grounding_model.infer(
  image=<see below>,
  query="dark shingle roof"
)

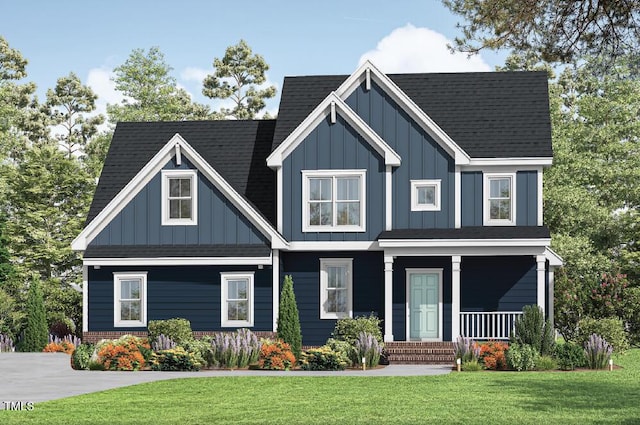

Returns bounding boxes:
[83,244,271,258]
[272,72,552,158]
[378,226,551,240]
[87,120,276,224]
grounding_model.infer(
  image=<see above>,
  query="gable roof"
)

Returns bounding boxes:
[272,70,553,158]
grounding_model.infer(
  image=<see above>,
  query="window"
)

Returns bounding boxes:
[411,180,441,211]
[483,173,516,225]
[302,170,366,232]
[161,170,197,225]
[221,272,254,327]
[320,259,353,319]
[113,272,147,327]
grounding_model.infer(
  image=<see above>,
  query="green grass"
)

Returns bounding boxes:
[3,350,640,424]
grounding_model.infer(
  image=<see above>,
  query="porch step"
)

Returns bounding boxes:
[385,342,455,365]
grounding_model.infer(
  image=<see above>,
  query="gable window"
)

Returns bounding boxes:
[483,173,516,225]
[302,170,366,232]
[113,272,147,327]
[411,180,441,211]
[221,272,254,327]
[161,170,197,225]
[320,258,353,319]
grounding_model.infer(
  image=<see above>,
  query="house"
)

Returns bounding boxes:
[73,61,563,346]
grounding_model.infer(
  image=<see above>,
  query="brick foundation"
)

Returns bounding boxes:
[83,330,277,343]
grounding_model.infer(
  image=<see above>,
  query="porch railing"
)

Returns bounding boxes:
[459,311,523,340]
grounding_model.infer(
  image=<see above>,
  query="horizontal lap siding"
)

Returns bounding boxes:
[91,158,269,247]
[281,251,384,346]
[282,115,386,241]
[345,81,455,229]
[460,256,536,312]
[88,265,272,332]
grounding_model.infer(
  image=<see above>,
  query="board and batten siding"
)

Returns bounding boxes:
[90,158,269,247]
[280,251,384,346]
[282,115,385,241]
[461,170,539,226]
[88,265,272,332]
[460,256,536,312]
[345,81,455,229]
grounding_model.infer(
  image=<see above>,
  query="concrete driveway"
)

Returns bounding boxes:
[0,353,451,408]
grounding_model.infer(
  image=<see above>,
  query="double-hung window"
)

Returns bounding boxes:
[161,170,197,225]
[221,272,254,327]
[320,259,353,319]
[113,272,147,327]
[410,179,441,211]
[484,173,516,225]
[302,170,366,232]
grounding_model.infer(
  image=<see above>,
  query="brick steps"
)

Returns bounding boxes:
[385,342,455,365]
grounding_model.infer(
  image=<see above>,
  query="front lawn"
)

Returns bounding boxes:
[3,350,640,424]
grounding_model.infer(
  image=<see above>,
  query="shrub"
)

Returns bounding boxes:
[332,314,383,345]
[326,338,354,365]
[511,305,555,356]
[584,334,613,370]
[479,341,509,370]
[0,333,15,352]
[210,329,261,369]
[506,343,538,371]
[354,332,383,368]
[183,337,215,368]
[454,336,480,363]
[300,346,349,371]
[147,318,193,345]
[152,347,202,371]
[71,343,94,370]
[461,359,483,371]
[575,316,629,353]
[18,280,48,352]
[88,361,105,371]
[48,319,75,339]
[258,339,296,370]
[554,342,586,370]
[96,335,151,371]
[43,341,75,355]
[151,334,177,352]
[277,275,302,360]
[536,355,558,371]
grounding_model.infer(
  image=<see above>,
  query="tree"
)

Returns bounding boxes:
[108,47,210,123]
[277,275,302,359]
[443,0,640,62]
[17,279,48,352]
[45,72,104,158]
[202,40,276,119]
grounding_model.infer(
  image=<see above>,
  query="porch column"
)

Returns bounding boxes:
[451,256,461,341]
[548,268,556,329]
[384,255,394,342]
[272,249,280,332]
[82,264,88,333]
[536,255,546,315]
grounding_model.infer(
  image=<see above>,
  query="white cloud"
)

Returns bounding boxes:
[180,67,210,84]
[359,24,491,73]
[86,67,127,119]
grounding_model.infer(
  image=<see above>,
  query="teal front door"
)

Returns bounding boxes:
[408,271,440,340]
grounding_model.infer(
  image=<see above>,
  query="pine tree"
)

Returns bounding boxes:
[18,279,48,352]
[277,275,302,359]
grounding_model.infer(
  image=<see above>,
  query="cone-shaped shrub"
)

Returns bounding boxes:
[277,275,302,360]
[511,304,555,356]
[18,279,48,352]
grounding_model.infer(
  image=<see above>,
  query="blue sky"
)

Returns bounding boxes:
[1,0,507,116]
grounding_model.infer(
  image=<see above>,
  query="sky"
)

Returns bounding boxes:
[1,0,507,118]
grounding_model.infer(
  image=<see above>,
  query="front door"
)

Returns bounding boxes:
[407,270,441,341]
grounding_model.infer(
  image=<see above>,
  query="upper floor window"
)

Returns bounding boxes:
[320,258,353,319]
[483,173,516,225]
[410,179,441,211]
[161,170,198,226]
[302,170,366,232]
[113,272,147,327]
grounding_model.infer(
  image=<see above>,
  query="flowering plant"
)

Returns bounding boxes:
[258,339,295,370]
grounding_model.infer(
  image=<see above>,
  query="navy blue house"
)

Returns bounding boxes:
[73,61,562,345]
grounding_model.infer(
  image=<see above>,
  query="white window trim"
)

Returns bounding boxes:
[161,169,198,226]
[483,172,516,226]
[319,258,353,320]
[113,272,147,328]
[410,179,441,211]
[301,169,366,233]
[220,272,254,327]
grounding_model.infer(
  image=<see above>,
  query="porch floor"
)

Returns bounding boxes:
[385,342,455,365]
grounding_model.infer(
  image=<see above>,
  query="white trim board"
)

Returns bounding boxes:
[285,241,381,251]
[83,256,273,267]
[378,238,550,249]
[73,133,288,251]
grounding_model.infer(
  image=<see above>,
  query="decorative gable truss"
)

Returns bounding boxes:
[72,133,288,252]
